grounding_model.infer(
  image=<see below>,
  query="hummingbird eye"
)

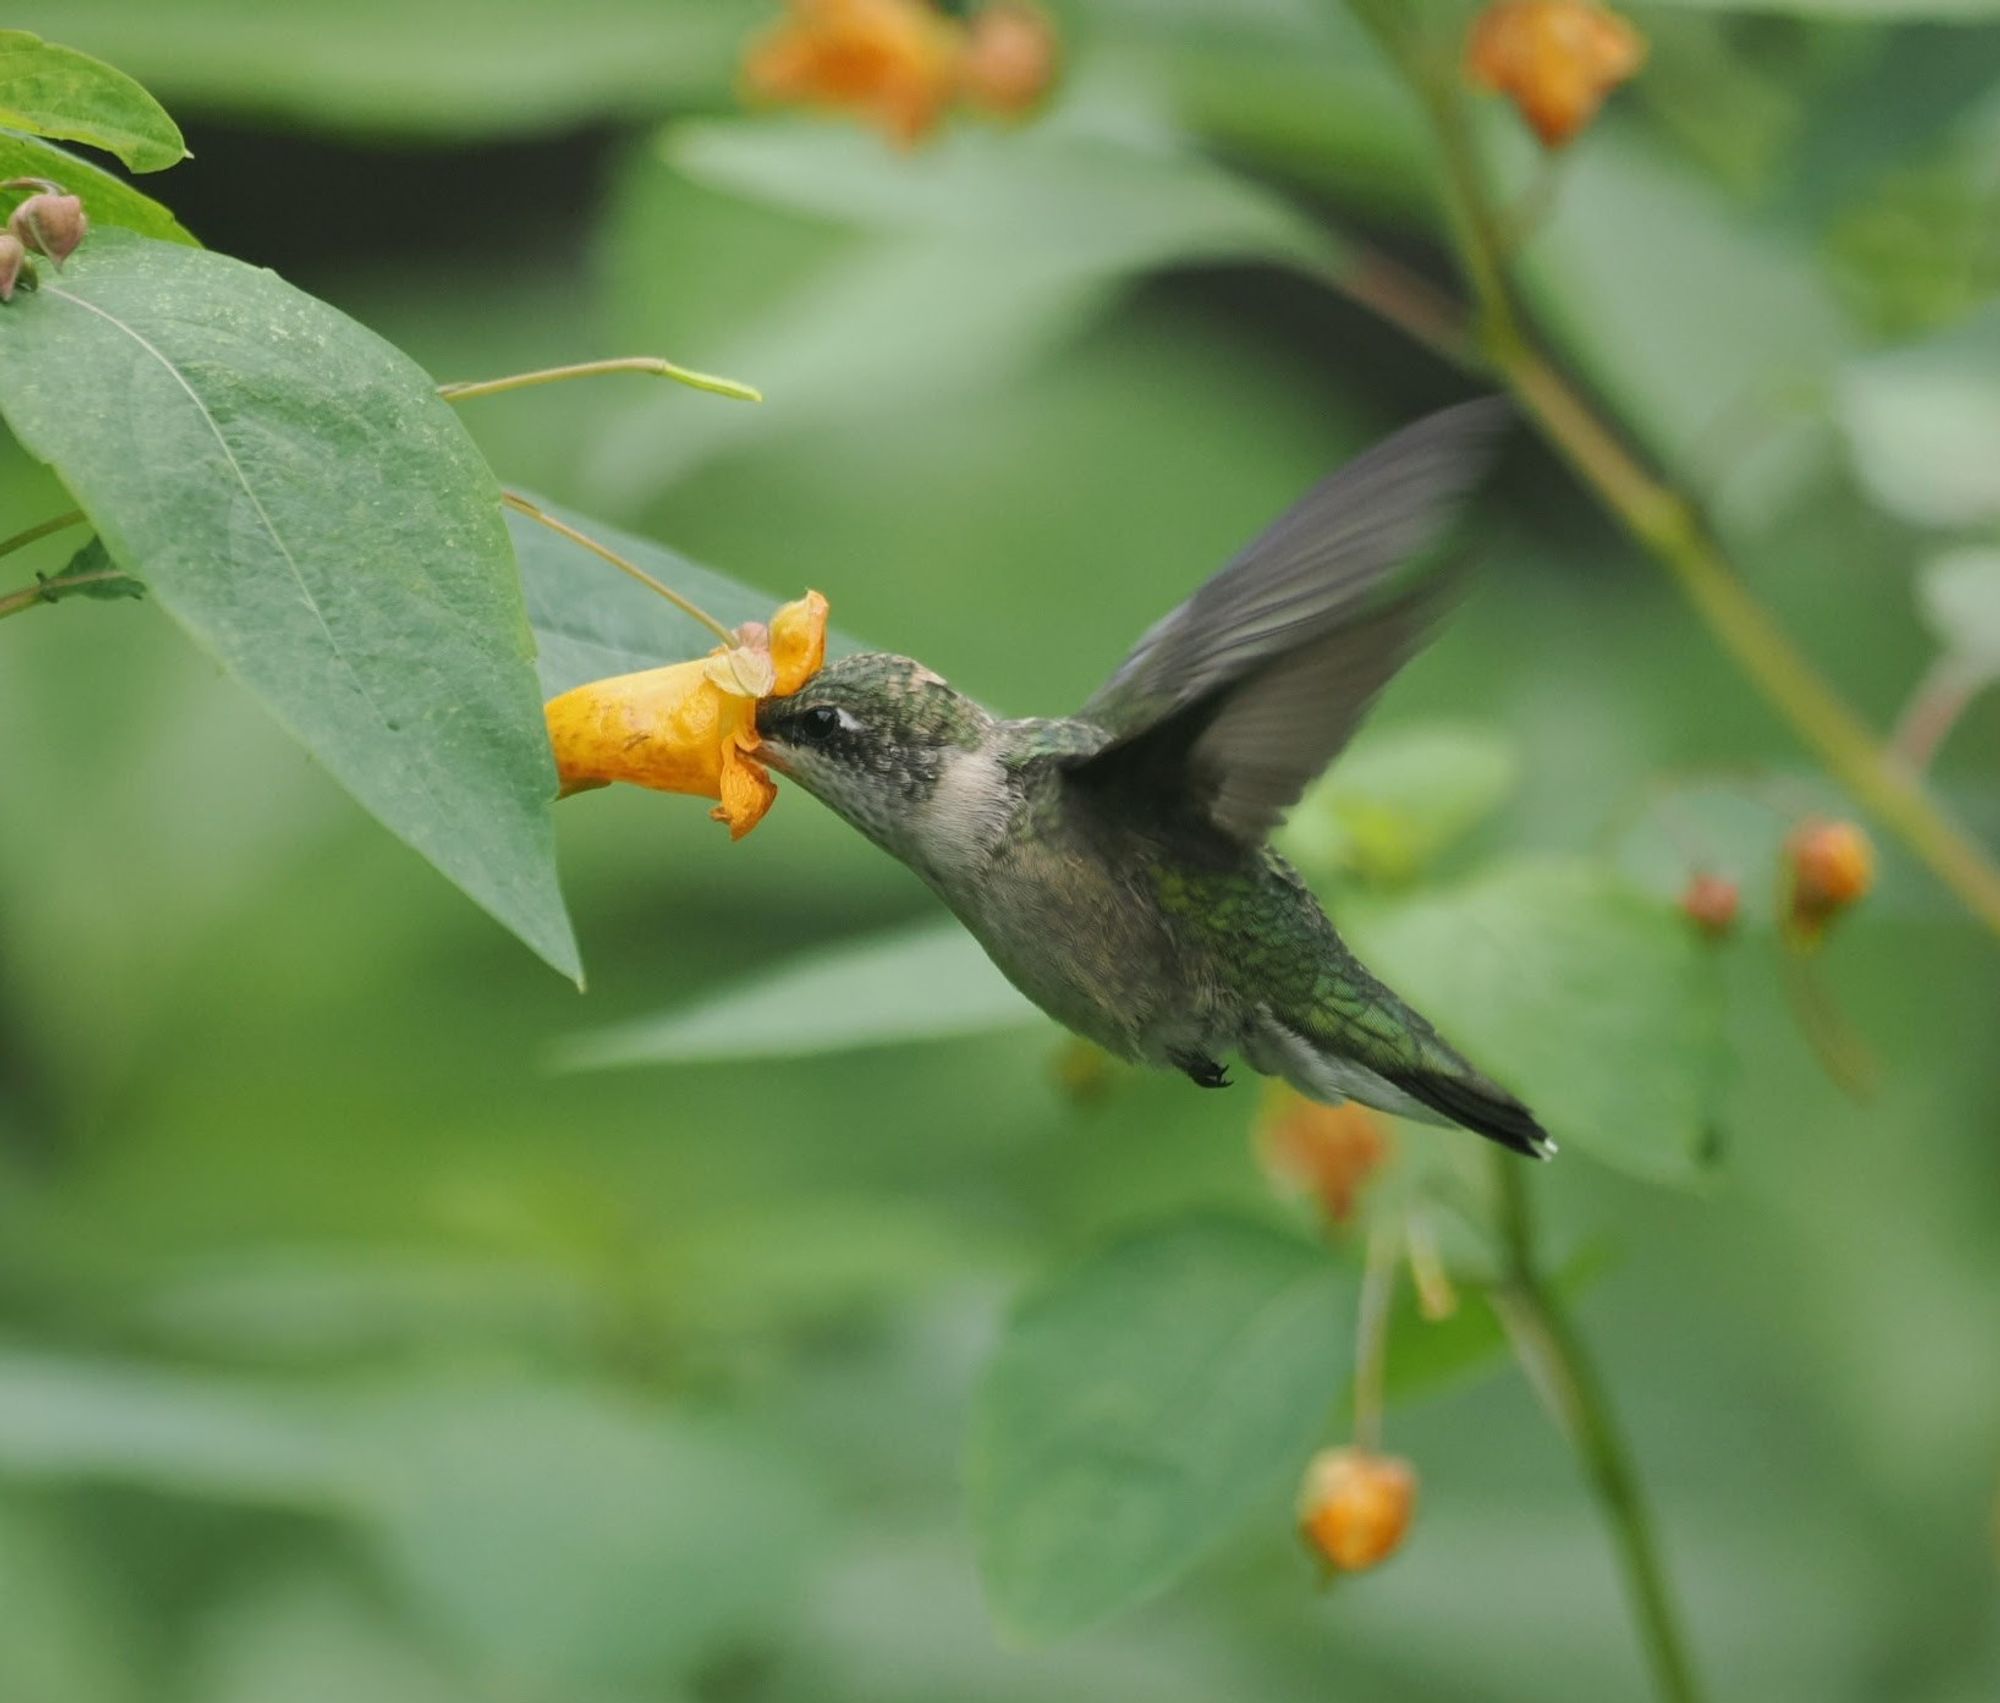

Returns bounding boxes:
[797,704,844,744]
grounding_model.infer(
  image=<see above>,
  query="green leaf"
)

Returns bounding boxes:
[589,110,1349,505]
[556,921,1043,1071]
[0,229,579,980]
[1839,306,2000,527]
[1,0,743,139]
[0,1349,339,1506]
[506,492,799,699]
[666,114,1346,274]
[1347,860,1728,1185]
[1279,722,1519,884]
[1919,547,2000,678]
[352,1384,825,1689]
[969,1212,1350,1642]
[0,128,193,244]
[1515,127,1852,522]
[0,30,185,170]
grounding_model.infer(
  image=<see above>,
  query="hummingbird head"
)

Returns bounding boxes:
[757,652,999,867]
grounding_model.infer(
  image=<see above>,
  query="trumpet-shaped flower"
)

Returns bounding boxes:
[543,592,828,839]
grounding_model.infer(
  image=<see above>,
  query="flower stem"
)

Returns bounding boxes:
[0,508,86,562]
[1332,8,2000,943]
[499,490,738,646]
[439,356,762,405]
[1489,1155,1706,1703]
[1351,1223,1399,1452]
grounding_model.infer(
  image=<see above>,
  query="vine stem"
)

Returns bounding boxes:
[0,567,129,621]
[1489,1155,1705,1703]
[1332,7,2000,943]
[439,356,762,405]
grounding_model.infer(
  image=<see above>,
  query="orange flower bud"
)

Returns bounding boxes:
[1466,1,1646,149]
[1257,1091,1390,1226]
[1784,818,1875,942]
[8,190,87,265]
[0,232,27,302]
[1679,871,1740,940]
[960,1,1059,119]
[543,591,828,839]
[1298,1447,1417,1572]
[744,0,966,146]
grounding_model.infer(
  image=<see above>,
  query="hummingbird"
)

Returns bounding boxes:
[756,399,1552,1158]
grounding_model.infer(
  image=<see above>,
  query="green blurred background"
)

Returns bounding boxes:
[2,1,1998,1698]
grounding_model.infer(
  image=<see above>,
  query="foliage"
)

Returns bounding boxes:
[2,6,1998,1703]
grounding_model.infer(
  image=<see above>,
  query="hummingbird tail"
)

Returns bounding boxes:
[1376,1065,1556,1161]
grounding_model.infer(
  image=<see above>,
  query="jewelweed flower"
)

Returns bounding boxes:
[1298,1446,1418,1572]
[1784,818,1875,943]
[743,0,967,147]
[1466,1,1646,149]
[543,592,828,839]
[1257,1089,1391,1226]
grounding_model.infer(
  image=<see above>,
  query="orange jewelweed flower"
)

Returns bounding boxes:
[960,1,1059,119]
[1298,1446,1418,1573]
[1466,1,1646,149]
[744,0,966,147]
[543,592,828,840]
[1257,1090,1391,1226]
[1784,818,1875,943]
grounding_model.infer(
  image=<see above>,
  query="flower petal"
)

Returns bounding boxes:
[771,590,830,695]
[544,659,754,800]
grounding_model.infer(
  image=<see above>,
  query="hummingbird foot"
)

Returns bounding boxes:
[1171,1051,1232,1090]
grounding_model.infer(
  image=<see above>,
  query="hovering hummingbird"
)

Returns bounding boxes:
[756,399,1552,1158]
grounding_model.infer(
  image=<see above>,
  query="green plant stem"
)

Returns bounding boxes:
[499,490,739,646]
[1333,10,2000,943]
[438,356,762,405]
[0,567,129,621]
[0,508,86,562]
[1489,1155,1705,1703]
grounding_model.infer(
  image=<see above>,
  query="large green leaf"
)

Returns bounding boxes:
[1515,127,1852,523]
[589,108,1349,506]
[0,129,193,244]
[2,0,741,138]
[1839,306,2000,527]
[1349,860,1727,1184]
[0,229,579,979]
[0,29,185,170]
[969,1212,1349,1642]
[557,920,1043,1071]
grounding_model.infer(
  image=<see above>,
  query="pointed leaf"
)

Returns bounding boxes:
[0,30,185,171]
[969,1213,1349,1642]
[557,921,1041,1071]
[0,229,579,979]
[0,128,193,244]
[1346,860,1728,1185]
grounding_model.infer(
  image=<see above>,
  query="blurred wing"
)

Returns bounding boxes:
[1067,399,1506,844]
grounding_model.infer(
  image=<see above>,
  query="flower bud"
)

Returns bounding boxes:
[1257,1092,1390,1226]
[0,232,28,302]
[9,191,87,265]
[1679,871,1739,940]
[1466,1,1646,149]
[744,0,966,147]
[1298,1446,1417,1572]
[1784,818,1874,942]
[960,1,1059,118]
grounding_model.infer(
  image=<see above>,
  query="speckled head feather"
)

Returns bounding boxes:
[757,651,996,854]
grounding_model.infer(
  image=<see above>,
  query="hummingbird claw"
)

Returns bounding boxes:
[1172,1051,1232,1090]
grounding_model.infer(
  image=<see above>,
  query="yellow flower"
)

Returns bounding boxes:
[1466,1,1646,150]
[1298,1446,1418,1573]
[543,592,828,840]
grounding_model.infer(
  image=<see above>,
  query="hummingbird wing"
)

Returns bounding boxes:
[1067,398,1508,844]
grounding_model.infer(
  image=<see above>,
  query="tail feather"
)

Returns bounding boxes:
[1383,1066,1556,1160]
